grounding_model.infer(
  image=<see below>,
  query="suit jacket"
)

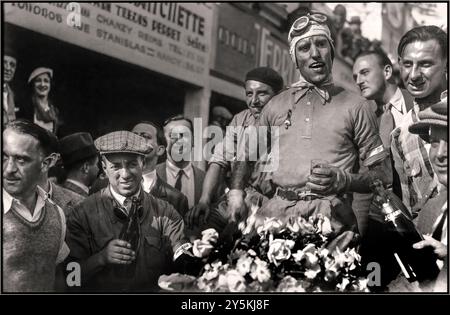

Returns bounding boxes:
[62,180,89,198]
[150,175,189,216]
[50,182,84,216]
[156,162,205,207]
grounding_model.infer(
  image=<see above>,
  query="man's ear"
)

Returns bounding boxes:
[384,64,393,81]
[101,158,107,172]
[81,161,90,174]
[156,145,165,157]
[41,153,58,172]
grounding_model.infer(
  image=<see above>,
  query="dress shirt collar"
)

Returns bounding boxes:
[109,186,140,207]
[388,87,405,114]
[3,187,47,220]
[166,159,193,180]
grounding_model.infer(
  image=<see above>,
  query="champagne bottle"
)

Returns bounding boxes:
[116,197,141,280]
[370,179,440,282]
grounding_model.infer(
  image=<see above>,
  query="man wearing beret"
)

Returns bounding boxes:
[389,100,448,292]
[187,67,284,234]
[59,132,100,198]
[227,13,390,249]
[66,131,192,291]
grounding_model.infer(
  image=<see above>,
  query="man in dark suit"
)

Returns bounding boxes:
[157,115,205,210]
[132,121,189,216]
[352,49,414,236]
[59,132,100,198]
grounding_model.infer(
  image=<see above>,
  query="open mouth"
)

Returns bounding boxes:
[408,81,426,90]
[309,62,325,70]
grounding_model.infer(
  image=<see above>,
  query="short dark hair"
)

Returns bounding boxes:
[5,119,58,156]
[398,25,448,60]
[134,121,167,147]
[163,115,193,133]
[356,49,393,68]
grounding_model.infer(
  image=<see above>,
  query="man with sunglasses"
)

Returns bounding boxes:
[227,13,390,248]
[66,131,193,291]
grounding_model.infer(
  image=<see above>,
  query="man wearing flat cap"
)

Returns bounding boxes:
[66,131,193,291]
[59,132,100,198]
[388,101,448,292]
[186,67,284,234]
[227,13,390,250]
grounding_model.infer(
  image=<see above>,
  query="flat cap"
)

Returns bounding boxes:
[94,131,152,156]
[59,132,98,167]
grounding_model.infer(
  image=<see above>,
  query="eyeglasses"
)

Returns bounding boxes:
[289,13,328,40]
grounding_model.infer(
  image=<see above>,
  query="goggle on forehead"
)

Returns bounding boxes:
[289,13,328,41]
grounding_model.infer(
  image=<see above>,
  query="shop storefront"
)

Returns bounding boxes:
[4,2,213,137]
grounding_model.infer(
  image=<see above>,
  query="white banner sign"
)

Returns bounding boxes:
[5,2,213,86]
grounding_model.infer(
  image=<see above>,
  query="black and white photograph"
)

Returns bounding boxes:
[1,1,448,299]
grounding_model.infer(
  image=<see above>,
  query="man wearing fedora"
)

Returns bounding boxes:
[59,132,100,198]
[66,131,192,291]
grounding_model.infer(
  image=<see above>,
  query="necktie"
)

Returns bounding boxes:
[175,169,184,192]
[379,103,395,149]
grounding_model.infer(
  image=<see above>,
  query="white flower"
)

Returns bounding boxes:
[201,228,219,244]
[192,239,214,258]
[250,257,271,283]
[257,217,284,235]
[267,239,295,266]
[236,255,253,276]
[316,215,333,236]
[337,277,350,292]
[225,270,247,292]
[276,276,306,292]
[304,264,321,279]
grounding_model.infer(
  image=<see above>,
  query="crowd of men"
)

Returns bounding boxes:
[2,13,447,293]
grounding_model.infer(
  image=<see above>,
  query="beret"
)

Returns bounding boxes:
[28,67,53,84]
[212,106,233,120]
[408,102,447,141]
[94,131,153,156]
[59,132,98,167]
[245,67,284,93]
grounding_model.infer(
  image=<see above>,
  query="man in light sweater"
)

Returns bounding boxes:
[2,119,69,292]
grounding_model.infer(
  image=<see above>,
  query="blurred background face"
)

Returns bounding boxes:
[353,54,386,101]
[32,72,51,97]
[164,120,192,162]
[295,35,333,86]
[132,123,159,164]
[400,39,447,102]
[3,129,45,198]
[429,125,448,187]
[3,55,17,83]
[102,153,144,197]
[245,80,275,118]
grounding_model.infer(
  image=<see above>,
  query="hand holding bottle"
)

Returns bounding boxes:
[101,239,136,265]
[413,235,447,260]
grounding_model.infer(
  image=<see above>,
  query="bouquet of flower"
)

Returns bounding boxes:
[159,213,369,292]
